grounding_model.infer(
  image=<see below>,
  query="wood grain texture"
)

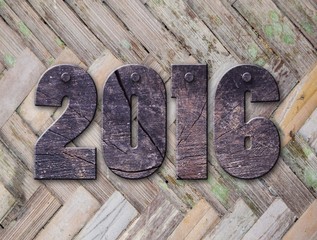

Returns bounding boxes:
[74,191,138,240]
[28,0,105,65]
[0,183,16,223]
[203,198,258,240]
[273,64,317,146]
[214,65,280,178]
[1,186,61,240]
[272,0,317,48]
[0,0,316,238]
[0,48,45,128]
[172,64,207,179]
[283,199,317,240]
[34,186,100,240]
[103,65,166,178]
[118,193,183,240]
[299,108,317,153]
[233,0,317,78]
[168,198,219,240]
[65,0,148,63]
[35,65,97,179]
[242,198,296,240]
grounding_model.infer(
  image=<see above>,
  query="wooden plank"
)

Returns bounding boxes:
[105,0,190,70]
[34,186,100,240]
[1,186,61,240]
[74,191,138,240]
[263,158,315,216]
[0,0,53,65]
[0,138,40,203]
[282,134,317,196]
[272,0,317,48]
[145,0,235,68]
[88,50,123,104]
[168,199,219,240]
[28,0,105,65]
[187,0,270,64]
[233,0,317,78]
[6,0,65,58]
[0,17,24,68]
[283,199,317,240]
[299,108,317,153]
[65,0,148,63]
[118,193,183,240]
[242,198,296,240]
[0,112,84,203]
[186,0,298,117]
[185,207,220,240]
[0,183,16,223]
[203,198,258,240]
[0,48,45,128]
[273,64,317,146]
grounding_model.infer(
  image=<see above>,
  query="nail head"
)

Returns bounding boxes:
[242,72,252,82]
[61,72,71,82]
[131,72,140,82]
[185,72,194,82]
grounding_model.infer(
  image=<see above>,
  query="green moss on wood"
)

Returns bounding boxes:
[17,21,31,38]
[4,54,16,68]
[304,168,317,189]
[208,178,229,205]
[55,37,65,48]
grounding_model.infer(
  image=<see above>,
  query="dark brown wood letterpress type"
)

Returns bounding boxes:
[103,65,166,179]
[214,65,280,179]
[172,65,208,179]
[35,65,97,179]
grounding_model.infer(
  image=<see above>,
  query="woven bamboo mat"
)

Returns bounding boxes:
[0,0,317,239]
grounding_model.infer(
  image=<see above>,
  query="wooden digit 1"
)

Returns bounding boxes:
[214,65,280,179]
[35,65,97,179]
[103,65,166,179]
[172,65,208,179]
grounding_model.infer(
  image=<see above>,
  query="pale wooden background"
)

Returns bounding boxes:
[0,0,317,239]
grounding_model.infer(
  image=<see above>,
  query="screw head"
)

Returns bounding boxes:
[131,72,140,82]
[61,72,71,82]
[242,72,252,82]
[184,72,194,82]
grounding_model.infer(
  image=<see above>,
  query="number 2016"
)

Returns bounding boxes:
[34,64,280,180]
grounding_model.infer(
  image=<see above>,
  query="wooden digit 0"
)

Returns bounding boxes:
[103,65,166,179]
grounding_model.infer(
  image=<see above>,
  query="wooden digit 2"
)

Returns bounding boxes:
[103,65,166,179]
[214,65,280,179]
[172,65,208,179]
[35,65,97,179]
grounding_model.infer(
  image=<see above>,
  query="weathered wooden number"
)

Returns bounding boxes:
[214,65,280,179]
[35,65,97,179]
[103,65,166,179]
[35,64,280,180]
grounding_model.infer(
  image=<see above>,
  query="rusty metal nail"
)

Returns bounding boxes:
[184,72,194,82]
[242,72,252,82]
[131,72,140,82]
[61,72,71,82]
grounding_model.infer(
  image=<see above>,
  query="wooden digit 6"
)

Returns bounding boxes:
[214,65,280,179]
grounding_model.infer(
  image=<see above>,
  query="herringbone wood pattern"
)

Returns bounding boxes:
[0,0,317,239]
